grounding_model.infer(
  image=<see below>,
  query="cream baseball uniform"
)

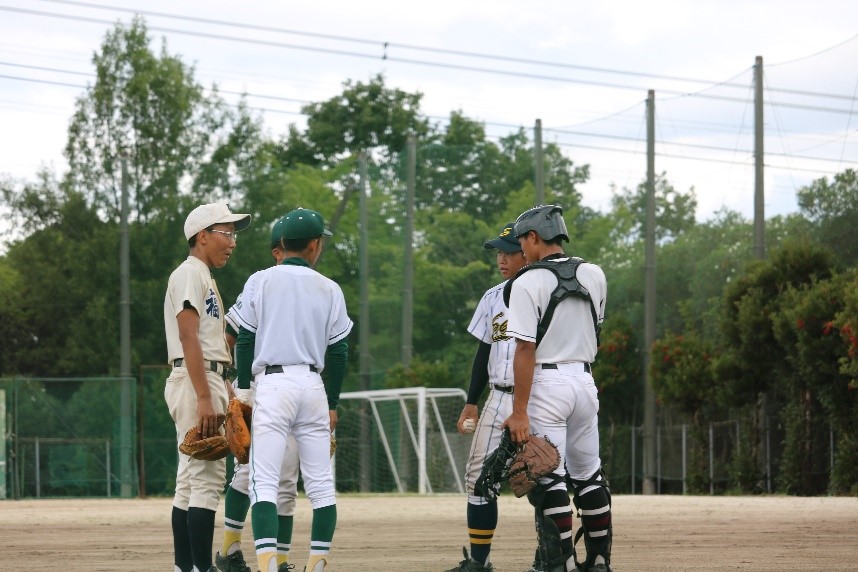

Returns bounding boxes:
[164,255,231,512]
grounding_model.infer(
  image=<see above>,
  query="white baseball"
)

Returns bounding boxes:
[463,418,477,433]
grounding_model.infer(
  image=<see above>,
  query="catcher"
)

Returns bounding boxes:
[503,205,613,572]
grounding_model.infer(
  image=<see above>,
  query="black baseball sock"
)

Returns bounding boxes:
[467,501,498,565]
[171,506,194,572]
[187,507,216,571]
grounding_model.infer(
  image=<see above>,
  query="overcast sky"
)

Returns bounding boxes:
[1,0,857,222]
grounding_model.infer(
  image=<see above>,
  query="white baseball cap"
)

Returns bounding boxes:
[184,203,252,240]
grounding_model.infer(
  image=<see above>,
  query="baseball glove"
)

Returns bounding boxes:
[179,415,229,461]
[225,398,253,464]
[474,428,519,501]
[330,434,337,457]
[508,434,561,497]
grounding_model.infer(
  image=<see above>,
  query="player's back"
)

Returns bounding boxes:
[251,264,348,369]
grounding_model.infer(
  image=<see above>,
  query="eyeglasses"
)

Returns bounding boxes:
[208,229,238,241]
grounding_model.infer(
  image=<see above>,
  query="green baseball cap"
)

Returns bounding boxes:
[270,216,287,246]
[281,208,333,239]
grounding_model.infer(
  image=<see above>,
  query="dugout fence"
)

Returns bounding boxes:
[0,375,836,499]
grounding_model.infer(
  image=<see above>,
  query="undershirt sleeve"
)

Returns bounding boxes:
[466,341,491,405]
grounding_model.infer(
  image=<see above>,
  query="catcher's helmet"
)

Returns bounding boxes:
[513,204,569,242]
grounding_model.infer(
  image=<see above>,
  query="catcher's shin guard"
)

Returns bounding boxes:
[527,482,576,572]
[569,468,612,570]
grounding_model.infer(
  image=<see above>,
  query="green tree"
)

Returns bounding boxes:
[291,74,430,166]
[797,169,858,266]
[609,171,697,243]
[650,332,717,492]
[772,273,857,494]
[64,17,226,223]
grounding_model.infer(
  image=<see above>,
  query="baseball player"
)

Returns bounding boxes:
[503,205,613,572]
[164,202,251,572]
[446,222,529,572]
[216,215,300,572]
[231,208,352,572]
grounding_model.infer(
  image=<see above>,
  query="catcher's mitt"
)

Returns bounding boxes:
[179,415,229,461]
[508,434,561,497]
[473,428,519,501]
[225,398,252,464]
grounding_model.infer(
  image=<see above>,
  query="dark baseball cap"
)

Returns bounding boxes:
[483,222,522,253]
[281,208,333,240]
[270,216,287,246]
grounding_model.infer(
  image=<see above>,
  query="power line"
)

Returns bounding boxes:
[29,0,858,104]
[0,60,810,143]
[5,4,858,111]
[2,69,855,170]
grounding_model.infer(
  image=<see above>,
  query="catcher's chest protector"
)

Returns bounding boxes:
[503,257,601,346]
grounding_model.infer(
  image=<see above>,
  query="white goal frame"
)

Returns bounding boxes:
[337,387,467,494]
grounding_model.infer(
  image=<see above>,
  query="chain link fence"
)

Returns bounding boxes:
[1,375,827,499]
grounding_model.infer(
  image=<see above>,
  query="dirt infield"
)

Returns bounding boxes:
[2,494,856,571]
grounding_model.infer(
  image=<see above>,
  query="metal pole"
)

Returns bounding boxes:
[13,381,19,499]
[766,414,772,493]
[643,90,658,495]
[119,156,134,498]
[754,56,765,260]
[656,424,661,494]
[402,136,415,367]
[358,153,372,492]
[0,389,5,499]
[35,437,40,499]
[535,118,544,204]
[107,439,111,497]
[417,386,427,494]
[709,423,715,495]
[630,426,636,494]
[682,424,687,494]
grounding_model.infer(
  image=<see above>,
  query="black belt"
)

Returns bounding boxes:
[492,384,514,394]
[265,364,318,374]
[172,358,229,378]
[542,362,592,373]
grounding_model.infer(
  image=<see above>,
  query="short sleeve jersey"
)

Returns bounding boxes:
[467,281,516,386]
[164,256,231,364]
[224,293,241,335]
[231,263,353,375]
[506,258,607,364]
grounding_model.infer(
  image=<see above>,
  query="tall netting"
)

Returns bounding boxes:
[0,377,138,499]
[332,388,470,493]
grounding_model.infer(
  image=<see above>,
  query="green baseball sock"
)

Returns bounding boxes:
[222,486,251,555]
[277,514,294,566]
[252,502,279,572]
[309,504,336,555]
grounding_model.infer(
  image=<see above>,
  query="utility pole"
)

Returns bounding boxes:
[119,156,134,497]
[358,152,371,492]
[754,55,765,260]
[643,90,658,495]
[402,136,415,367]
[535,118,544,204]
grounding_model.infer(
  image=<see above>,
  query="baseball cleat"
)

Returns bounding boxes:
[445,547,493,572]
[215,549,252,572]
